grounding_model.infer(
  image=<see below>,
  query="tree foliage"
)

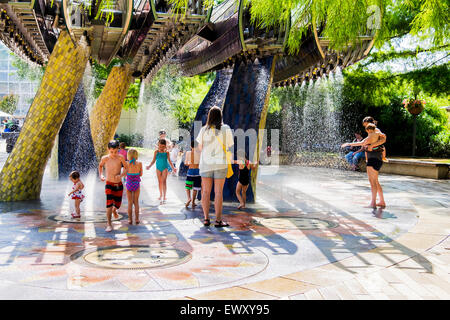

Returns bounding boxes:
[144,65,215,127]
[0,94,19,114]
[91,58,140,111]
[343,63,450,106]
[269,56,450,157]
[166,0,449,53]
[11,55,45,83]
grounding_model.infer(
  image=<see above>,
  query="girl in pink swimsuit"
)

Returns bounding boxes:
[125,148,143,225]
[68,171,84,219]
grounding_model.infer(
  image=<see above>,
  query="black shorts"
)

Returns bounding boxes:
[367,158,383,171]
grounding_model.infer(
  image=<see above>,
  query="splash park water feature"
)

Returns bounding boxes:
[0,0,375,201]
[0,0,449,302]
[0,147,449,299]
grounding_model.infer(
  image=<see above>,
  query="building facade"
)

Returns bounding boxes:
[0,42,39,117]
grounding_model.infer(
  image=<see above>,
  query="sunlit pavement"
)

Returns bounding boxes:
[0,147,449,299]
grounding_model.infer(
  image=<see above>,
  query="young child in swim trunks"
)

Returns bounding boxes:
[68,171,84,219]
[184,140,201,209]
[98,140,128,232]
[125,148,142,225]
[146,139,176,204]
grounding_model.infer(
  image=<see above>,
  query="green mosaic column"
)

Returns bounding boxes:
[90,65,132,161]
[0,31,89,201]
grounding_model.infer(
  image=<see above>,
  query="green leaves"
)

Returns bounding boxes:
[123,80,140,111]
[0,94,18,115]
[167,0,448,53]
[247,0,384,53]
[144,65,215,126]
[11,54,44,83]
[410,0,449,46]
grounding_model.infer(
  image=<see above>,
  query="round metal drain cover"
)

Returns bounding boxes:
[252,216,338,230]
[48,211,123,223]
[74,245,191,269]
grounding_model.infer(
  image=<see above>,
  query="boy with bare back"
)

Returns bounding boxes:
[98,140,128,232]
[184,140,201,209]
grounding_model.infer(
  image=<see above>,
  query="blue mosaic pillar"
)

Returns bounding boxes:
[222,56,276,203]
[184,69,233,178]
[58,83,97,178]
[190,69,233,135]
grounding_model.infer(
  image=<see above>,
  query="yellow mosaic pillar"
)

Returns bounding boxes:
[0,31,89,201]
[90,65,132,161]
[250,56,278,199]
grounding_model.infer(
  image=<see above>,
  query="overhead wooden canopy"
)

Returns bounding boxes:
[0,0,375,85]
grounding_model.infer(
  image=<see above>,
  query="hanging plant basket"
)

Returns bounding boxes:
[402,98,425,116]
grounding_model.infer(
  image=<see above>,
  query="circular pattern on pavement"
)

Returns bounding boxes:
[72,245,191,270]
[252,216,339,230]
[48,211,124,223]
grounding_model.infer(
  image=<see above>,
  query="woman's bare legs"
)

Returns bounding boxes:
[133,188,140,223]
[126,190,133,223]
[214,178,226,222]
[375,175,386,207]
[366,166,378,208]
[201,177,213,221]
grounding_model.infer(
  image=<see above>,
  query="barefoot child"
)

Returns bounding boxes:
[98,140,128,232]
[233,150,256,210]
[146,139,176,204]
[68,171,84,219]
[184,140,201,209]
[125,148,143,225]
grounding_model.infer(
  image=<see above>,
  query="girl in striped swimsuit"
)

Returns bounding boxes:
[125,148,143,224]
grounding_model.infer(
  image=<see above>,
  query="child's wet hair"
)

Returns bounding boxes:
[159,139,166,146]
[127,148,138,161]
[365,123,377,131]
[119,142,126,149]
[191,140,198,148]
[108,140,120,149]
[69,171,80,180]
[362,116,378,126]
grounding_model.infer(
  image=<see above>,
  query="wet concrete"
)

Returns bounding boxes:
[0,145,448,299]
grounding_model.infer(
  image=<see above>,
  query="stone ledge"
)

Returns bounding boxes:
[379,159,449,179]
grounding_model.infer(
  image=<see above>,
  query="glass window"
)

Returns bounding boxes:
[9,83,19,94]
[0,72,8,81]
[0,60,8,69]
[20,83,31,93]
[9,72,18,81]
[0,82,8,93]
